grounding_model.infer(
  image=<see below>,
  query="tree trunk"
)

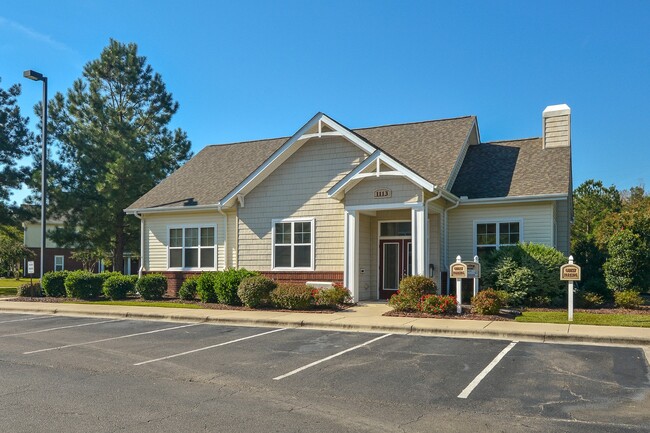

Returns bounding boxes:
[114,212,125,274]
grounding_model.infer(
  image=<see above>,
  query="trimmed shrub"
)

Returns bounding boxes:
[614,290,644,309]
[178,276,199,301]
[42,271,69,297]
[270,284,314,310]
[314,285,351,307]
[102,274,135,300]
[388,276,436,312]
[576,291,605,308]
[214,268,258,305]
[482,243,566,306]
[471,289,503,315]
[98,271,122,285]
[237,276,276,308]
[65,270,104,299]
[493,290,511,307]
[17,282,42,297]
[419,294,457,314]
[136,274,167,300]
[196,272,218,303]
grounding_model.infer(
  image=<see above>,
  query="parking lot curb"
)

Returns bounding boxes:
[1,302,648,347]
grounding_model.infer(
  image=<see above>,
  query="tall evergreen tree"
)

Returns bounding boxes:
[0,77,32,224]
[44,39,192,272]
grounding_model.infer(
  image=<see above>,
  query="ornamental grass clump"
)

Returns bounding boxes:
[388,276,436,312]
[270,284,314,310]
[471,288,503,315]
[41,271,69,297]
[237,276,276,308]
[419,294,457,314]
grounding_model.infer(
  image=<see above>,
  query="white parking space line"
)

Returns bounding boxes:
[457,341,518,399]
[0,315,51,324]
[134,328,287,366]
[273,333,392,381]
[0,319,120,338]
[24,323,198,354]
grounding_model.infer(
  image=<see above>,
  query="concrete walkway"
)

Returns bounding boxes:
[0,299,649,346]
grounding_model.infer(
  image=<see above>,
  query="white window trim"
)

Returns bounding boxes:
[271,217,315,271]
[167,224,218,271]
[473,218,524,256]
[54,255,65,272]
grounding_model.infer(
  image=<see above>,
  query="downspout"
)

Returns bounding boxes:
[443,198,461,293]
[133,212,144,278]
[424,188,443,281]
[218,207,228,270]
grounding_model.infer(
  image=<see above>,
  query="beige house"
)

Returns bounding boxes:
[126,105,572,301]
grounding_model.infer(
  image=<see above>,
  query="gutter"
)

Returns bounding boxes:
[443,197,461,291]
[124,204,223,215]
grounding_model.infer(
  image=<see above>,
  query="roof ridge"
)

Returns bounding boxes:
[483,136,542,144]
[353,115,475,131]
[204,136,289,148]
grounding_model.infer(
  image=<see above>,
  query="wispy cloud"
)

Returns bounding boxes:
[0,16,76,54]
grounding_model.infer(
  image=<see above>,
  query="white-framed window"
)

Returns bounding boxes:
[474,219,522,259]
[272,218,315,270]
[54,255,64,272]
[168,225,217,270]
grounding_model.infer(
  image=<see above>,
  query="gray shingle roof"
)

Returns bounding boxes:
[127,115,477,210]
[450,138,571,199]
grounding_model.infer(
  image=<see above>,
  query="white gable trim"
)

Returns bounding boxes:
[327,150,435,200]
[221,113,378,208]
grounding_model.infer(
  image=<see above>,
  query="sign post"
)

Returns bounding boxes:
[560,256,581,322]
[27,260,35,287]
[449,256,467,314]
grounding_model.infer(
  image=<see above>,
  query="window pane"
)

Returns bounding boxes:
[200,247,214,268]
[383,243,399,290]
[477,223,496,245]
[201,227,215,247]
[185,228,199,247]
[169,249,182,267]
[499,222,520,244]
[380,222,411,237]
[170,228,183,248]
[185,248,198,267]
[275,223,291,244]
[294,245,311,267]
[294,221,311,244]
[274,245,291,267]
[477,246,496,260]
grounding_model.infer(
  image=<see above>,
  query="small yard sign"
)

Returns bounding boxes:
[560,264,581,281]
[27,261,35,275]
[464,261,481,279]
[449,262,468,279]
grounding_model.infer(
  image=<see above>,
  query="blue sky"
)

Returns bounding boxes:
[1,0,648,203]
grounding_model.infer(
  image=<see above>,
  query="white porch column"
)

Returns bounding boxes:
[344,209,360,302]
[411,206,426,276]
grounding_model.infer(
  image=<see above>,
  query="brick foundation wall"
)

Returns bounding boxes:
[24,248,85,276]
[147,270,345,297]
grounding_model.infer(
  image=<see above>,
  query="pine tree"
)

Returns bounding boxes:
[43,39,192,272]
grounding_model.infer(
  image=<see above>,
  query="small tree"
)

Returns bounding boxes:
[0,226,33,278]
[603,230,644,293]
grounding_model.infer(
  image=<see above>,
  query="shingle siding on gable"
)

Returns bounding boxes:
[237,137,365,271]
[345,176,421,207]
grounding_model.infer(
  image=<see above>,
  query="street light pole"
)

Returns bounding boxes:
[23,70,47,282]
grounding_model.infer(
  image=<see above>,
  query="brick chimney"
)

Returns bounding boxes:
[542,104,571,148]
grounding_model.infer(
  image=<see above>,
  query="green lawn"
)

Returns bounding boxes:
[516,311,650,327]
[64,300,203,309]
[0,287,17,296]
[0,278,32,289]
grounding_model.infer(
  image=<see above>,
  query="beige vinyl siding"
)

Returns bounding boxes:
[543,115,570,148]
[144,211,226,271]
[555,199,570,255]
[447,202,554,264]
[428,213,442,288]
[237,137,365,271]
[358,213,372,300]
[23,222,64,248]
[345,176,421,207]
[227,210,237,268]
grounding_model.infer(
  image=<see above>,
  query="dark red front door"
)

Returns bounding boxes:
[379,239,412,299]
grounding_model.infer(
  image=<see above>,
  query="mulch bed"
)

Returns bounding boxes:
[383,309,516,321]
[5,296,354,314]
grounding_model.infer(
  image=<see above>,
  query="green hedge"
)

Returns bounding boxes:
[214,268,258,305]
[64,270,104,299]
[42,271,69,297]
[270,284,314,310]
[237,276,276,308]
[103,274,135,300]
[196,272,219,303]
[136,274,167,300]
[178,276,199,301]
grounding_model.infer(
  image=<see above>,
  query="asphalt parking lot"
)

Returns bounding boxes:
[0,312,648,433]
